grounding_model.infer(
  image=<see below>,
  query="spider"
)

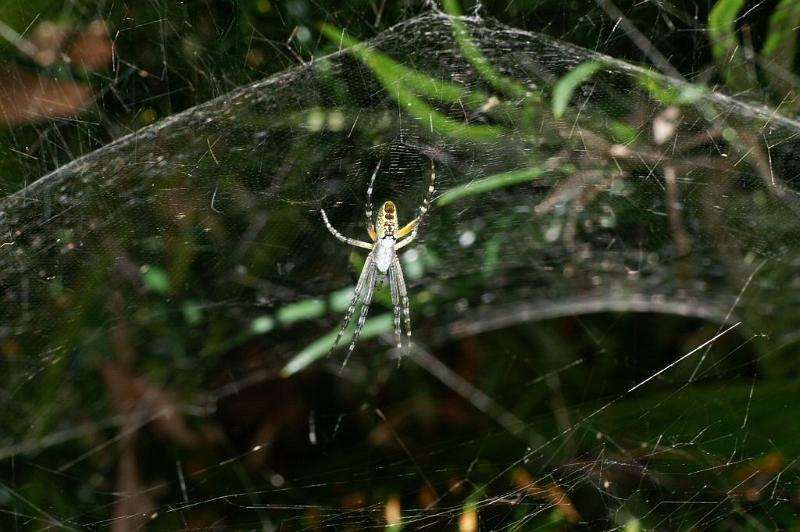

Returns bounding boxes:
[321,158,436,367]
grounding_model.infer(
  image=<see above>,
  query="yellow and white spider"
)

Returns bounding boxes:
[321,159,436,366]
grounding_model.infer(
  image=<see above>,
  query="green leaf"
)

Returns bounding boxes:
[182,300,203,325]
[761,0,800,97]
[276,298,326,324]
[281,313,394,376]
[442,1,530,99]
[624,518,643,532]
[441,0,462,16]
[708,0,755,90]
[141,265,170,294]
[552,61,602,118]
[609,122,639,144]
[436,167,548,206]
[320,23,504,140]
[331,286,357,311]
[250,315,275,334]
[637,70,706,106]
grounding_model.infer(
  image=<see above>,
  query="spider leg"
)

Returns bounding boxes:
[341,262,378,369]
[331,255,373,352]
[388,262,402,350]
[321,209,373,249]
[365,160,381,241]
[396,159,436,249]
[392,256,411,350]
[396,218,419,239]
[395,228,416,250]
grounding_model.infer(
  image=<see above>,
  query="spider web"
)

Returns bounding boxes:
[1,7,800,531]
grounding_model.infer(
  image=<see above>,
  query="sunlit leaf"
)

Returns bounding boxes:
[320,23,504,139]
[708,0,755,90]
[182,301,203,325]
[276,298,326,324]
[250,315,275,334]
[552,61,602,118]
[281,313,394,376]
[638,70,706,105]
[141,265,170,294]
[437,167,549,206]
[443,0,530,100]
[761,0,800,97]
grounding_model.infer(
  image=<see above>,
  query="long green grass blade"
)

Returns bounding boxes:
[761,0,800,97]
[442,0,529,99]
[436,167,548,206]
[321,23,503,139]
[281,313,394,376]
[708,0,755,90]
[552,61,602,118]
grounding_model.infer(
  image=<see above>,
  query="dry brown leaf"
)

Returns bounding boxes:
[0,65,94,126]
[513,468,581,523]
[385,495,402,527]
[111,426,155,532]
[101,360,203,448]
[68,20,112,70]
[0,20,111,127]
[458,506,478,532]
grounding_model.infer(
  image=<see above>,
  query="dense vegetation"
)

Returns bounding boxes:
[1,1,799,530]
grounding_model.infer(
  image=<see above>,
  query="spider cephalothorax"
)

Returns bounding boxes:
[321,159,436,367]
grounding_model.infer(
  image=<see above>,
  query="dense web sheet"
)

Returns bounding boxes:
[1,10,800,530]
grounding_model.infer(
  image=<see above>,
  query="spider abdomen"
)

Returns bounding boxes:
[374,238,396,273]
[377,201,398,239]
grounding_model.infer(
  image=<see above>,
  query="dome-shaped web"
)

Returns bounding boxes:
[1,11,799,530]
